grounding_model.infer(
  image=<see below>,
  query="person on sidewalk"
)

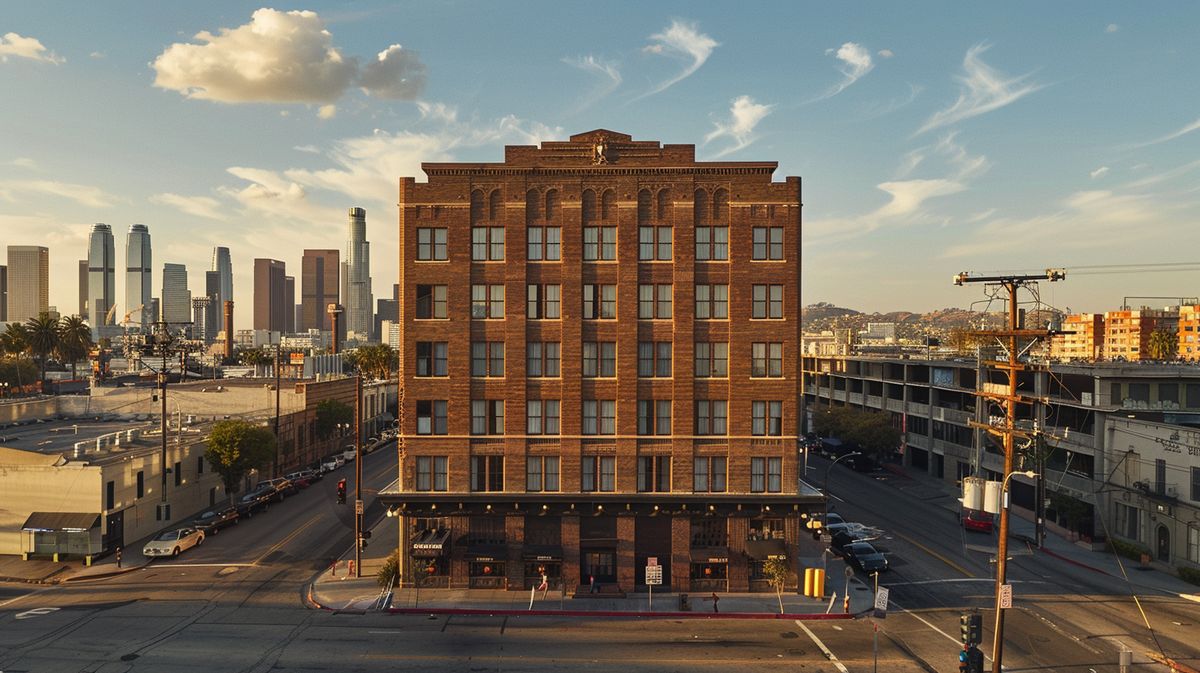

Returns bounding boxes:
[115,547,122,569]
[711,592,719,613]
[537,572,549,599]
[589,574,599,594]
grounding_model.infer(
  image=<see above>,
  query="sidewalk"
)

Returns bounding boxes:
[0,532,161,586]
[877,461,1200,600]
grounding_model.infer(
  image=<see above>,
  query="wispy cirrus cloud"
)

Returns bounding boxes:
[149,192,227,220]
[0,32,64,64]
[703,95,773,158]
[1090,166,1110,179]
[563,55,622,112]
[916,43,1042,135]
[816,42,875,100]
[0,179,116,208]
[633,19,718,100]
[1129,116,1200,148]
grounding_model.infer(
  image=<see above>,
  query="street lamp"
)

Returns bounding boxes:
[991,469,1038,671]
[823,452,862,524]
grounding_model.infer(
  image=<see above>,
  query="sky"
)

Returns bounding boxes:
[2,2,1200,324]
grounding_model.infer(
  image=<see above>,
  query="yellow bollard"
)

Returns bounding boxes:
[815,568,826,598]
[804,568,815,597]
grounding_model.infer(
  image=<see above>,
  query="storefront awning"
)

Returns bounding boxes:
[690,548,730,564]
[521,544,562,561]
[466,543,507,561]
[22,512,100,533]
[745,538,788,560]
[411,528,450,558]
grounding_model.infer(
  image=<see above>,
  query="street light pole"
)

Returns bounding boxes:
[354,375,363,578]
[273,340,281,477]
[823,451,862,523]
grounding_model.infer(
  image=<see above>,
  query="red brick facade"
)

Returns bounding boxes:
[385,130,818,592]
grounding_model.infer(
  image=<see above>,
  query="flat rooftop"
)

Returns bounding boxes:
[0,416,212,466]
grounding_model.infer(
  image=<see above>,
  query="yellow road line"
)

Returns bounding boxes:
[253,516,320,566]
[892,531,976,578]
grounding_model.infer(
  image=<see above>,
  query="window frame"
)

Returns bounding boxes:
[471,226,505,261]
[416,284,448,320]
[751,284,784,320]
[416,227,449,261]
[471,284,505,319]
[694,342,729,378]
[416,341,448,377]
[582,226,618,261]
[695,284,729,320]
[695,226,729,261]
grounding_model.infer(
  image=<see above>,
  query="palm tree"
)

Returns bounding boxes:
[25,313,61,390]
[57,315,94,380]
[0,322,29,358]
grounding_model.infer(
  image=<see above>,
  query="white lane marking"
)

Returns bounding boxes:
[889,598,995,664]
[795,620,849,673]
[828,493,845,503]
[0,587,50,609]
[15,606,59,620]
[154,563,257,568]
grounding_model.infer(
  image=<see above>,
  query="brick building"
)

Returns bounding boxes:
[1102,308,1177,362]
[381,130,820,593]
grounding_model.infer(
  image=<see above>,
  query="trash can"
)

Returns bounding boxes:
[679,593,690,611]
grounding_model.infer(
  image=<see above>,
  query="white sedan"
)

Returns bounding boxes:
[143,527,205,557]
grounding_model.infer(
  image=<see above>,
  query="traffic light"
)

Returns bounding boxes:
[966,646,984,673]
[959,612,982,647]
[336,479,347,504]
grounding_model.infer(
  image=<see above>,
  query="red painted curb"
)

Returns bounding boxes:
[386,607,854,620]
[1039,546,1112,577]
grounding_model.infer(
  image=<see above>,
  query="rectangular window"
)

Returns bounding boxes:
[1192,466,1200,502]
[751,458,765,493]
[752,401,784,436]
[416,342,448,377]
[582,342,616,378]
[582,284,617,319]
[752,227,784,260]
[1188,525,1200,563]
[526,284,561,319]
[637,341,672,377]
[693,457,727,492]
[470,455,504,492]
[471,400,505,435]
[751,342,784,378]
[106,480,115,510]
[639,284,672,319]
[695,400,728,435]
[471,342,505,377]
[583,226,617,261]
[416,285,448,319]
[695,226,729,261]
[416,456,448,492]
[416,227,448,261]
[527,226,561,261]
[526,341,561,377]
[527,456,561,492]
[416,400,448,435]
[471,226,505,261]
[694,342,729,378]
[137,470,144,498]
[638,226,672,261]
[526,400,561,435]
[637,455,672,492]
[471,284,505,319]
[197,456,204,475]
[637,399,672,436]
[695,284,729,320]
[582,400,616,435]
[582,456,616,493]
[752,284,784,319]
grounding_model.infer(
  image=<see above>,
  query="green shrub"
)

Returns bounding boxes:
[1178,565,1200,587]
[377,550,399,587]
[1106,538,1149,562]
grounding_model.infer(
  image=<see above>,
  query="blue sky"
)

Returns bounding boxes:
[2,2,1199,322]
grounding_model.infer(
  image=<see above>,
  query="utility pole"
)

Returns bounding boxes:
[354,374,363,578]
[273,339,282,477]
[954,269,1064,673]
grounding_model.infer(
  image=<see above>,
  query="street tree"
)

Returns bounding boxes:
[762,557,791,614]
[25,313,61,389]
[348,343,393,381]
[58,315,94,380]
[315,398,354,440]
[812,406,900,464]
[0,322,29,358]
[204,419,277,503]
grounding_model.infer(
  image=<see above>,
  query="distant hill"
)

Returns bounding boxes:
[802,303,1062,340]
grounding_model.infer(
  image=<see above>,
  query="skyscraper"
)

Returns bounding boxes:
[125,224,152,329]
[78,260,88,320]
[87,224,117,339]
[204,270,221,342]
[343,207,373,340]
[211,246,233,312]
[5,245,49,322]
[161,263,191,327]
[253,258,287,332]
[284,275,296,333]
[301,249,339,331]
[0,265,7,321]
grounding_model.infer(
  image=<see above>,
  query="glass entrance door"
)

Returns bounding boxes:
[583,550,616,583]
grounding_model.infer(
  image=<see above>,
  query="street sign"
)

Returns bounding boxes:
[645,565,663,585]
[355,499,364,515]
[999,583,1012,609]
[873,587,889,617]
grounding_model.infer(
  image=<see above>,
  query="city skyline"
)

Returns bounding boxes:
[3,3,1200,321]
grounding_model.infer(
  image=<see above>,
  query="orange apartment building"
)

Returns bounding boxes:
[1179,305,1200,361]
[1050,313,1105,361]
[1101,308,1178,362]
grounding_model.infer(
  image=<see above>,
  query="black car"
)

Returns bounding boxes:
[191,507,239,534]
[236,487,275,517]
[843,541,889,573]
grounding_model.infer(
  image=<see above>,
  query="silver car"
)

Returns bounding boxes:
[143,527,204,557]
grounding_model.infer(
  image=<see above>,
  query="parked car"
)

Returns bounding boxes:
[842,541,889,573]
[321,455,346,473]
[143,527,204,557]
[236,486,275,517]
[961,508,995,533]
[824,512,846,527]
[256,478,296,500]
[284,471,313,488]
[191,507,239,534]
[830,530,864,554]
[342,447,357,462]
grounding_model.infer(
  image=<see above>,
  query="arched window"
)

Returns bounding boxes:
[582,189,597,223]
[637,189,652,223]
[713,188,729,222]
[694,189,708,222]
[544,189,560,222]
[526,189,540,222]
[471,190,485,223]
[489,190,502,221]
[601,190,615,220]
[656,188,671,222]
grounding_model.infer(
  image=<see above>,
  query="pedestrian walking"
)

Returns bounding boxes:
[537,572,549,599]
[711,592,719,613]
[589,573,599,594]
[115,547,122,569]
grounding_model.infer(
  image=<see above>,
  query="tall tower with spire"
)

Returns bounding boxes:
[343,207,373,340]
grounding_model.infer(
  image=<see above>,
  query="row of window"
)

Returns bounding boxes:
[414,455,783,493]
[414,399,784,436]
[415,283,786,320]
[415,226,785,262]
[418,340,783,379]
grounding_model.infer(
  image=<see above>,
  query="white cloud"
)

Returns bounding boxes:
[152,8,425,104]
[635,19,718,99]
[293,144,321,154]
[149,192,227,220]
[916,43,1042,135]
[0,179,116,208]
[1130,116,1200,148]
[416,101,458,124]
[703,95,773,158]
[857,83,923,120]
[89,51,105,60]
[1106,23,1120,33]
[817,42,875,100]
[563,55,622,111]
[0,32,64,64]
[318,104,337,120]
[872,179,966,220]
[1121,158,1200,189]
[934,132,989,181]
[10,157,38,170]
[1090,166,1110,179]
[878,49,895,59]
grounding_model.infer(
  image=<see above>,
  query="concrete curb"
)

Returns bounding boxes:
[385,606,856,620]
[1180,593,1200,603]
[60,561,153,583]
